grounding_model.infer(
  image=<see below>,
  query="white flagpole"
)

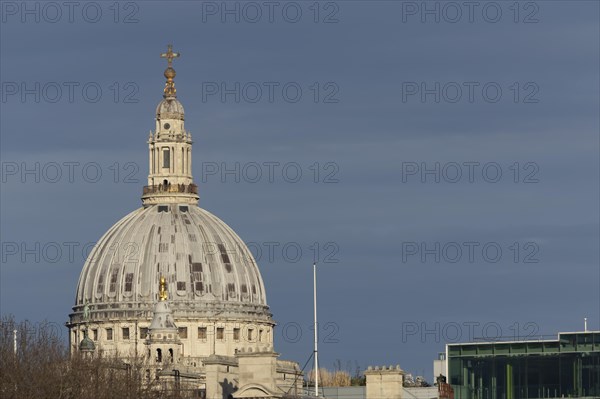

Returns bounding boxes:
[313,262,319,397]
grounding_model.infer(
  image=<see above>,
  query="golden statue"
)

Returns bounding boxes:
[159,275,168,301]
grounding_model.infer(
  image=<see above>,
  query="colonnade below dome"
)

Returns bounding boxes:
[70,319,274,359]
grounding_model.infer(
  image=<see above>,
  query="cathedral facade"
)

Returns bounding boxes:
[66,45,303,399]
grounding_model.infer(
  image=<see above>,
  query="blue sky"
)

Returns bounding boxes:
[1,1,599,381]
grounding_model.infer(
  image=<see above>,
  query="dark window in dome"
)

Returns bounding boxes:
[179,206,188,212]
[218,244,234,265]
[241,284,248,294]
[225,263,232,273]
[177,281,186,290]
[97,273,105,293]
[192,263,202,272]
[158,205,169,213]
[233,328,240,341]
[195,282,204,292]
[188,234,197,242]
[124,273,134,292]
[159,243,169,253]
[228,283,235,293]
[252,285,257,295]
[109,270,119,292]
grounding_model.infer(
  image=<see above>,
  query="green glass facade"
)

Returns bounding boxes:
[447,332,600,399]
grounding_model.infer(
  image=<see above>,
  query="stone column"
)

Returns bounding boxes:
[365,365,405,399]
[203,355,238,399]
[236,347,279,392]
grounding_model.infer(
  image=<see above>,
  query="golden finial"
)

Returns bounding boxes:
[160,44,180,98]
[159,275,168,301]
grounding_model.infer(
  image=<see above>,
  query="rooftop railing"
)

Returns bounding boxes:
[143,183,198,195]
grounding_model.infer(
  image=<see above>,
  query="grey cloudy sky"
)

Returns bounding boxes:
[1,0,598,380]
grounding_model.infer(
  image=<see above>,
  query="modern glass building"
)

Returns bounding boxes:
[446,331,600,399]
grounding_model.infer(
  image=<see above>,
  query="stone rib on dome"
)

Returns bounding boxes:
[75,204,267,312]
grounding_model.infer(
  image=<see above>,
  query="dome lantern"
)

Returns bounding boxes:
[143,44,198,206]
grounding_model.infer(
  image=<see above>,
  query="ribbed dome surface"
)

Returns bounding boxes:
[156,97,185,120]
[75,204,267,309]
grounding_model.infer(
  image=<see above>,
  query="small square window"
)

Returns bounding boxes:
[192,263,203,272]
[178,327,188,339]
[217,327,224,340]
[122,327,130,340]
[198,327,207,340]
[106,328,113,341]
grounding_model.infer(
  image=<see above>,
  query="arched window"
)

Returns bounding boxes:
[169,348,174,362]
[156,348,162,363]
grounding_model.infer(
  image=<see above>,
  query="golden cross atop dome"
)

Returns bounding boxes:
[160,44,180,68]
[160,44,180,97]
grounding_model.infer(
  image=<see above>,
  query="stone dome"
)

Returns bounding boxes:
[72,203,270,323]
[78,333,95,352]
[156,97,185,120]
